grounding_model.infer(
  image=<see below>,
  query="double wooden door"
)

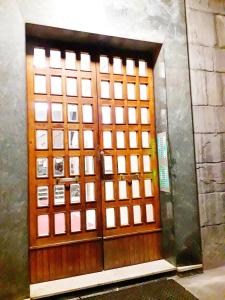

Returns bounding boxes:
[27,40,161,283]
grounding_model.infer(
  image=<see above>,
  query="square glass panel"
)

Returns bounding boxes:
[119,180,127,199]
[37,186,49,207]
[52,130,64,149]
[146,204,154,222]
[68,104,78,122]
[113,57,122,74]
[36,130,48,150]
[86,209,96,230]
[83,130,94,149]
[115,107,124,124]
[69,156,79,176]
[106,208,115,228]
[85,156,94,175]
[36,157,48,178]
[66,77,77,96]
[120,206,129,226]
[133,205,142,224]
[33,48,46,68]
[140,84,148,100]
[37,214,49,237]
[139,60,147,76]
[35,102,48,122]
[71,211,81,232]
[128,107,137,124]
[129,131,137,148]
[144,179,152,197]
[141,107,149,124]
[100,56,109,73]
[126,59,135,75]
[103,131,112,149]
[70,184,80,203]
[130,155,139,173]
[81,79,92,97]
[143,155,151,172]
[34,75,46,94]
[54,185,65,205]
[51,103,63,122]
[50,50,61,68]
[104,156,113,174]
[132,179,140,198]
[65,51,76,70]
[68,130,79,149]
[53,157,64,177]
[116,131,125,148]
[54,213,66,235]
[101,80,110,98]
[114,82,123,99]
[82,104,93,123]
[105,181,114,201]
[102,106,111,124]
[127,83,135,100]
[80,53,91,71]
[50,76,62,95]
[117,156,126,174]
[142,131,150,148]
[85,182,95,202]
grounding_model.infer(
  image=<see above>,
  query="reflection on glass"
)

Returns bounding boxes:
[65,51,76,70]
[53,157,64,177]
[37,186,49,207]
[105,181,114,201]
[86,209,96,230]
[69,156,79,175]
[117,156,126,174]
[116,131,125,148]
[68,104,78,122]
[140,84,148,100]
[141,107,149,124]
[85,156,94,175]
[52,130,64,149]
[126,59,135,75]
[50,49,61,68]
[54,185,65,205]
[81,79,92,97]
[146,204,154,222]
[50,76,62,95]
[142,131,149,148]
[120,206,129,226]
[35,102,48,122]
[82,104,93,123]
[103,131,112,148]
[80,53,91,71]
[66,77,77,96]
[143,155,151,172]
[102,106,111,124]
[106,208,115,228]
[51,103,63,122]
[133,205,142,224]
[127,83,135,100]
[101,80,110,98]
[70,183,80,203]
[68,130,79,149]
[114,82,123,99]
[36,157,48,178]
[37,214,49,237]
[132,180,140,198]
[128,107,136,124]
[34,75,46,94]
[113,57,122,74]
[129,131,137,148]
[36,130,48,150]
[83,130,94,149]
[33,48,46,68]
[144,179,152,197]
[119,180,127,199]
[130,155,138,173]
[54,213,66,234]
[139,60,147,76]
[115,107,124,124]
[85,182,95,202]
[100,56,109,73]
[71,211,81,232]
[104,156,113,174]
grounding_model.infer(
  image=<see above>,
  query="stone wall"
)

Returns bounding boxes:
[186,0,225,269]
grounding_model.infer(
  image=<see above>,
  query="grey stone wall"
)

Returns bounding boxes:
[186,0,225,269]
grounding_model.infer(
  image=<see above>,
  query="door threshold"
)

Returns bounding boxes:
[30,259,176,299]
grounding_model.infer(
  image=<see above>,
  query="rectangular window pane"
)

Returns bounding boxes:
[126,59,135,75]
[132,179,140,198]
[142,131,149,148]
[140,84,148,100]
[51,103,63,122]
[128,107,136,124]
[117,156,126,174]
[36,157,48,178]
[80,53,91,71]
[34,75,46,94]
[106,208,115,228]
[33,48,46,68]
[81,79,92,97]
[68,130,79,149]
[143,155,151,172]
[71,211,81,232]
[83,130,94,149]
[35,102,48,122]
[53,157,64,177]
[104,156,113,174]
[141,107,149,124]
[65,51,76,70]
[37,186,49,207]
[127,83,135,100]
[146,204,154,222]
[86,209,96,230]
[115,107,124,124]
[133,205,142,224]
[144,179,152,197]
[102,106,111,124]
[52,130,64,149]
[114,82,123,99]
[103,131,112,149]
[36,130,48,149]
[66,77,77,96]
[119,180,127,199]
[101,80,110,98]
[120,206,129,226]
[85,156,94,175]
[85,182,95,202]
[105,181,114,201]
[69,157,79,176]
[54,185,65,205]
[129,131,137,148]
[54,213,66,235]
[130,155,138,173]
[113,57,122,74]
[100,56,109,73]
[116,131,125,148]
[139,60,147,76]
[51,76,62,95]
[68,104,78,122]
[82,104,93,123]
[50,49,61,68]
[37,214,49,237]
[70,183,80,203]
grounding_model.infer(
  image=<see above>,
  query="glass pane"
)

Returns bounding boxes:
[127,83,135,100]
[36,130,48,149]
[37,186,49,207]
[120,206,129,226]
[116,131,125,148]
[113,57,122,74]
[70,183,80,203]
[133,205,142,224]
[35,102,48,122]
[115,107,124,124]
[105,181,114,201]
[68,104,78,122]
[68,130,79,149]
[106,208,115,228]
[146,204,154,222]
[142,131,149,148]
[85,182,95,202]
[143,155,151,172]
[103,131,112,149]
[117,156,126,174]
[129,131,137,148]
[80,53,91,71]
[101,81,110,98]
[52,103,63,122]
[126,59,135,75]
[53,157,64,177]
[104,156,113,174]
[83,130,94,149]
[85,156,94,175]
[71,211,81,232]
[69,157,79,175]
[52,130,64,149]
[100,56,109,73]
[36,157,48,178]
[51,76,62,95]
[144,179,152,197]
[54,213,66,234]
[141,107,149,124]
[130,155,138,173]
[65,51,76,70]
[139,60,147,76]
[54,185,65,205]
[66,77,77,96]
[140,84,148,100]
[102,106,111,124]
[37,214,49,237]
[86,209,96,230]
[132,179,140,198]
[33,48,46,68]
[114,82,123,99]
[128,107,136,124]
[50,49,61,68]
[34,75,46,94]
[81,79,92,97]
[82,104,93,123]
[119,180,127,199]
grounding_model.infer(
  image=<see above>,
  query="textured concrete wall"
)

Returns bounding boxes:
[186,0,225,269]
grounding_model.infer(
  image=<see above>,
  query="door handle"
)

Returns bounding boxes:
[100,150,105,176]
[56,176,79,184]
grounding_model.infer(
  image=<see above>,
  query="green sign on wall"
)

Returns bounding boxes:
[157,132,170,192]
